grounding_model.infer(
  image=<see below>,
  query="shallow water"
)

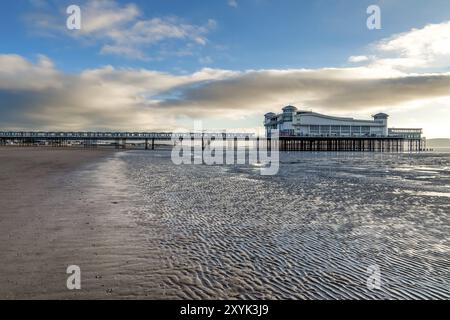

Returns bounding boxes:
[96,150,450,300]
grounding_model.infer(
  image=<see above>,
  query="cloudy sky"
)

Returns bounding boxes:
[1,0,450,137]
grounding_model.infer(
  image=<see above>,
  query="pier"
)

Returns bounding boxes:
[0,131,172,149]
[274,136,425,152]
[0,131,425,152]
[0,131,254,150]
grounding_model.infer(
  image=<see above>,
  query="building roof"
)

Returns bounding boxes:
[373,113,389,119]
[282,105,297,112]
[266,107,389,126]
[295,111,385,125]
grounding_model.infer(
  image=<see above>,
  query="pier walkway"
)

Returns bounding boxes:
[0,131,425,152]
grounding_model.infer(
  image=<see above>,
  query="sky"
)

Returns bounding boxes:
[0,0,450,138]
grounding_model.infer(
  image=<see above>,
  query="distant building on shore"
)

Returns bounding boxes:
[264,105,422,139]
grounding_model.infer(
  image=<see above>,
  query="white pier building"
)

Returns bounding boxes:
[264,106,421,139]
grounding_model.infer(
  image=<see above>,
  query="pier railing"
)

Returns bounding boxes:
[0,131,254,140]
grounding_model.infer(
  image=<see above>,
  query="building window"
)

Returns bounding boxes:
[310,125,319,135]
[341,126,350,134]
[320,125,330,135]
[331,126,340,135]
[351,126,361,135]
[361,126,370,135]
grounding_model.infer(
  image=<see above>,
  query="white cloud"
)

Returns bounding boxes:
[100,45,149,60]
[199,56,213,65]
[366,21,450,71]
[0,55,240,130]
[28,0,49,8]
[0,54,60,90]
[80,0,139,33]
[103,17,215,50]
[348,55,370,63]
[26,0,216,60]
[228,0,238,8]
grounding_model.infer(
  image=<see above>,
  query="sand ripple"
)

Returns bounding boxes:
[120,151,450,300]
[2,149,448,299]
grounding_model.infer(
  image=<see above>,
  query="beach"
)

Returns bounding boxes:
[0,148,449,299]
[0,148,166,299]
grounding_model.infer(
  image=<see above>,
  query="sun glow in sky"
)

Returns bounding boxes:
[1,0,450,138]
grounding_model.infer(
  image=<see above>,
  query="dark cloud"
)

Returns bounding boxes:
[157,70,450,115]
[1,54,450,131]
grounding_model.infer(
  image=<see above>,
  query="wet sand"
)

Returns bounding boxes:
[0,148,449,299]
[0,148,167,299]
[123,151,450,300]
